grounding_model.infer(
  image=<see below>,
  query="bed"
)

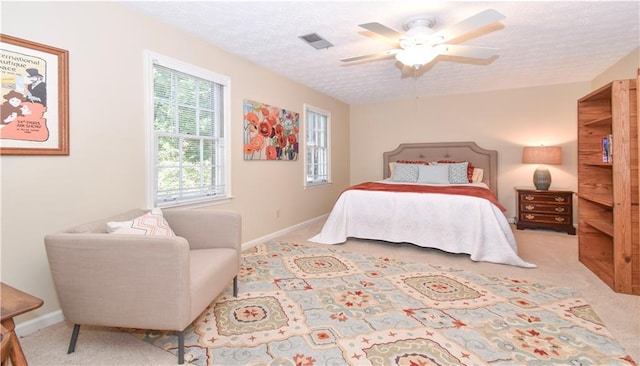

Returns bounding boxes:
[309,141,535,268]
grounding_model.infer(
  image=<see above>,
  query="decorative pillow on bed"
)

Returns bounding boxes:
[390,163,419,182]
[437,160,475,182]
[390,160,430,177]
[107,208,176,236]
[396,160,430,165]
[417,164,450,184]
[447,162,470,184]
[472,168,484,183]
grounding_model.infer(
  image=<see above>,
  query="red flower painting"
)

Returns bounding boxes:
[243,99,299,160]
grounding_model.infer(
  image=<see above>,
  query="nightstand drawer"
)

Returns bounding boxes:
[520,203,570,214]
[519,212,571,224]
[519,193,570,204]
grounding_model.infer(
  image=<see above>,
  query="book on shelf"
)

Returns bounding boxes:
[602,134,613,163]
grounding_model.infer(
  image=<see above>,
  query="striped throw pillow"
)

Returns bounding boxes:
[107,208,175,236]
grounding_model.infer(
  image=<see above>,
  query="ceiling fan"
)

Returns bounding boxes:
[341,9,505,70]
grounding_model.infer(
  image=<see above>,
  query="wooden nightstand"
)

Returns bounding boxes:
[515,187,576,235]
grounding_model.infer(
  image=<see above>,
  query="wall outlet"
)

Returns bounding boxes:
[275,208,280,218]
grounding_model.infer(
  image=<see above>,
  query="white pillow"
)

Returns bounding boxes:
[472,168,484,183]
[390,163,419,182]
[107,208,176,236]
[417,164,450,184]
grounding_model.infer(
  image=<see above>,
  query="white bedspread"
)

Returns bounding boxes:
[309,181,536,268]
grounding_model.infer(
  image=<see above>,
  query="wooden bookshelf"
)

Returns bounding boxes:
[577,75,639,295]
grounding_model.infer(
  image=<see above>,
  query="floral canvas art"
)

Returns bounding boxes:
[243,99,299,160]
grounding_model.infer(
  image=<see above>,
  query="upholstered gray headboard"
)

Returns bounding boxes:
[382,141,499,196]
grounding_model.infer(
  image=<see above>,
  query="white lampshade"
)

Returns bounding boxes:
[395,46,438,69]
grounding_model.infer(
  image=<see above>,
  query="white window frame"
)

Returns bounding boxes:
[144,50,231,208]
[303,104,331,187]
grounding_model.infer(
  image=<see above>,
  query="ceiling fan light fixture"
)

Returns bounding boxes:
[395,46,438,69]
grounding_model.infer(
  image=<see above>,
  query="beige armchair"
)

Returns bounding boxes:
[44,209,241,364]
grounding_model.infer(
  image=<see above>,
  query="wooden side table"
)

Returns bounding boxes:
[515,187,576,235]
[1,282,44,366]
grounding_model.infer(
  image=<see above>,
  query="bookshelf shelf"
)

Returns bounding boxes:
[583,218,614,237]
[583,115,612,126]
[577,193,613,207]
[583,163,612,168]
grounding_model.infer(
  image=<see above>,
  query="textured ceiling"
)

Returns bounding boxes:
[126,1,640,105]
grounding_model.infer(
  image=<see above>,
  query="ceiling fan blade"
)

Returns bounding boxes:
[438,44,499,59]
[341,49,400,63]
[359,22,404,41]
[431,9,505,44]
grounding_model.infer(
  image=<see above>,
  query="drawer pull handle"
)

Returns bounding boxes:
[525,205,535,210]
[554,197,566,202]
[525,214,535,220]
[555,217,565,222]
[524,195,535,201]
[555,207,565,212]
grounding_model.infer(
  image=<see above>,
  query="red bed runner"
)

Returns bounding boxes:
[345,182,507,212]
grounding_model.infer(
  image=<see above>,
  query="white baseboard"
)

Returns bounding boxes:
[19,216,328,336]
[241,214,327,250]
[15,309,65,337]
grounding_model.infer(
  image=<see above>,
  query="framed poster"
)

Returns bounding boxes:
[0,34,69,155]
[243,99,299,161]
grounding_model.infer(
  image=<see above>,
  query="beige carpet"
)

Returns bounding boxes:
[20,222,639,365]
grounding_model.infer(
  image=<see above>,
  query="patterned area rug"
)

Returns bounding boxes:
[130,241,636,365]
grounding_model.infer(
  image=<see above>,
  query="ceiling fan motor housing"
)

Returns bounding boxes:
[402,15,437,31]
[401,16,437,46]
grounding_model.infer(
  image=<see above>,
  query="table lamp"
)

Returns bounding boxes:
[522,145,562,190]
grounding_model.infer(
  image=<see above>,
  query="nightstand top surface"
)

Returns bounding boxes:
[514,186,574,193]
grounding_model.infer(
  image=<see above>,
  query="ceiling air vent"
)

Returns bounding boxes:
[299,33,333,50]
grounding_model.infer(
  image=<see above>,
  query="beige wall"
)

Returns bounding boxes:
[350,83,588,218]
[591,48,639,90]
[0,2,350,322]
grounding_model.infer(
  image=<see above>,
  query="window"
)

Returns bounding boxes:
[145,51,231,207]
[304,104,331,186]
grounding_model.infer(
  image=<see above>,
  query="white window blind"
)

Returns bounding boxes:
[304,105,331,186]
[146,52,230,207]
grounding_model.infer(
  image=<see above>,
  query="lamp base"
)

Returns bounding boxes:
[533,167,551,190]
